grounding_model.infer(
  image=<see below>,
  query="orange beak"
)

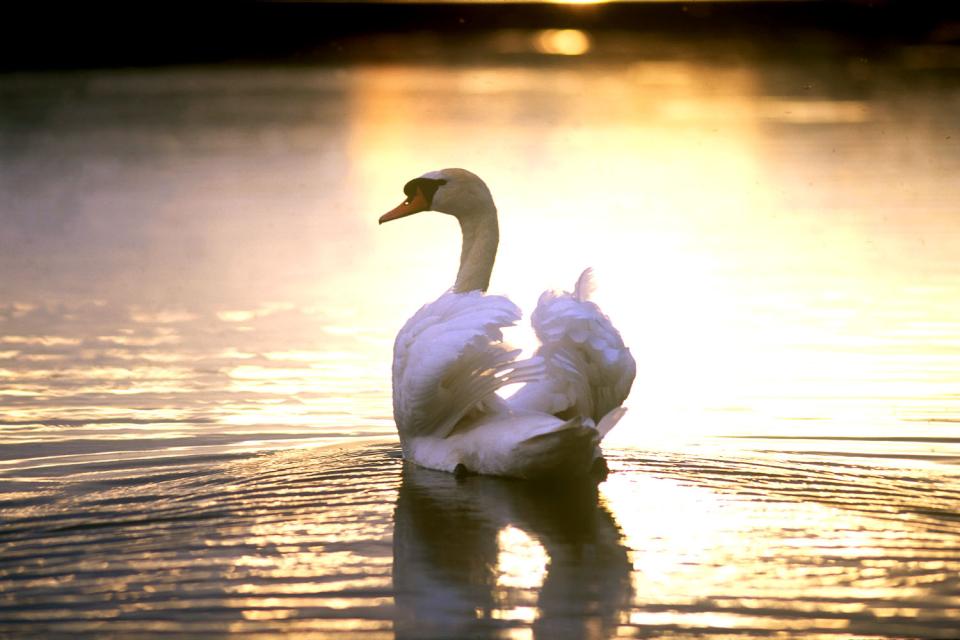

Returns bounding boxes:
[379,188,430,224]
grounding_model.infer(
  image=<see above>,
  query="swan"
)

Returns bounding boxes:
[379,168,636,480]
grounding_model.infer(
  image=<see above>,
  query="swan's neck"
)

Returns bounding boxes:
[453,207,499,293]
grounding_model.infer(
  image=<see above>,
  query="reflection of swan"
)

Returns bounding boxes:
[379,168,636,479]
[392,462,632,639]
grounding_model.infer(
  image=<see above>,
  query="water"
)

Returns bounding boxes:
[3,444,960,637]
[2,31,960,637]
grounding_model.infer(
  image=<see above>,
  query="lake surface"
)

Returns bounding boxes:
[2,31,960,637]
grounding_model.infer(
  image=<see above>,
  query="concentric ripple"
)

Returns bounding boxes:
[2,442,960,638]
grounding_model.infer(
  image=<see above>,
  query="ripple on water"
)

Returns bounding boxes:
[1,443,960,638]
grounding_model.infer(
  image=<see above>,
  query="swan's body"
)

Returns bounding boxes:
[380,168,635,479]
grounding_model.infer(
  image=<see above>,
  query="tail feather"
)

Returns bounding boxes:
[507,268,635,428]
[573,267,596,302]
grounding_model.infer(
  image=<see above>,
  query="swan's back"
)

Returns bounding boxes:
[389,271,635,479]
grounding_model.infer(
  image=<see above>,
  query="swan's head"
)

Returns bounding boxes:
[379,168,494,224]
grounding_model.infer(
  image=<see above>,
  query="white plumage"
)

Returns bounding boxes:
[380,168,635,479]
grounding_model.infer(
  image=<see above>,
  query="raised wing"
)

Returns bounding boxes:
[508,269,636,432]
[392,291,542,441]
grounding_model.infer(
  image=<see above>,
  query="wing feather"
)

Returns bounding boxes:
[392,291,542,441]
[508,268,636,428]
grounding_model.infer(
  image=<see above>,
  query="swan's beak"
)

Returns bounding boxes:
[379,189,430,225]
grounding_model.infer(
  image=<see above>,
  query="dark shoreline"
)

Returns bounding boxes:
[4,1,960,71]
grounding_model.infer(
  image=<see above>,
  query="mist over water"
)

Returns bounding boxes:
[2,29,960,637]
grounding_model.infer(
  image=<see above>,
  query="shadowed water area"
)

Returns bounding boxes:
[2,24,960,638]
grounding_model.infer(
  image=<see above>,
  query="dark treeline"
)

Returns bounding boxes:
[3,1,960,70]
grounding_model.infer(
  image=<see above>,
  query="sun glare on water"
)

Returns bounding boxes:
[346,58,960,448]
[532,29,592,56]
[1,33,960,637]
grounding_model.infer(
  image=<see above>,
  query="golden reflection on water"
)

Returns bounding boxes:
[0,52,958,469]
[1,48,960,635]
[532,29,592,56]
[2,439,960,636]
[346,60,960,451]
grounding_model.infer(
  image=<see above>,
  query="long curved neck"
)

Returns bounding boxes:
[453,206,499,293]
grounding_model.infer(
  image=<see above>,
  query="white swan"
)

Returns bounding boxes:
[379,168,636,480]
